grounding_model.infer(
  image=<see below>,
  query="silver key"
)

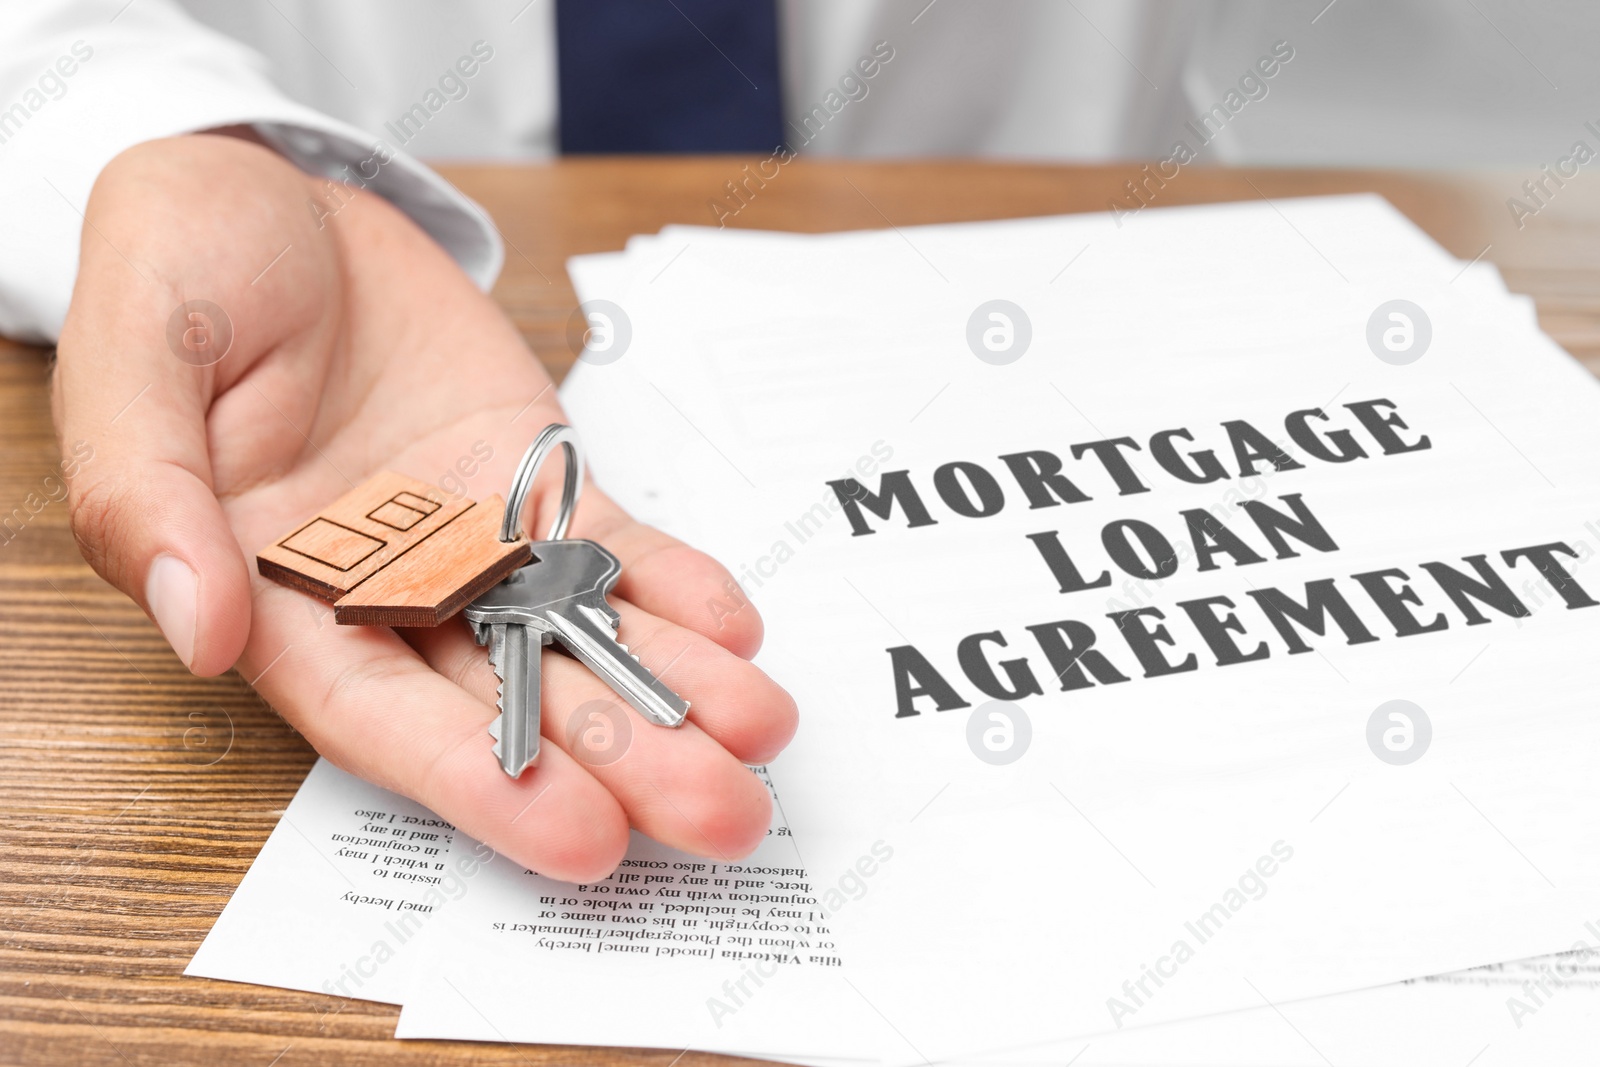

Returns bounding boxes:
[471,620,549,777]
[464,539,690,777]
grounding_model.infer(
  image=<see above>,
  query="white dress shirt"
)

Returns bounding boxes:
[0,0,1590,342]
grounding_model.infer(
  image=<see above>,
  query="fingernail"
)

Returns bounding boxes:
[146,554,198,669]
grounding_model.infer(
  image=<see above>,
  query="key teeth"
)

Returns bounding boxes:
[489,702,506,759]
[613,637,643,666]
[484,626,510,758]
[599,616,645,669]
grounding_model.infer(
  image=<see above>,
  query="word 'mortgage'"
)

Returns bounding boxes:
[829,399,1417,532]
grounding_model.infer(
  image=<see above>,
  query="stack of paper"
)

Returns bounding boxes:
[192,195,1600,1065]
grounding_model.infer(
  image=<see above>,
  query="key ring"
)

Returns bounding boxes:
[500,423,584,543]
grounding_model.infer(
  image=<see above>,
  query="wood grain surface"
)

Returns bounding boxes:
[4,159,1600,1067]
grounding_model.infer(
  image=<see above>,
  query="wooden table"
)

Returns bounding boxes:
[4,160,1599,1066]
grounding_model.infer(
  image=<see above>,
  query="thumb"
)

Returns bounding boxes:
[54,370,253,677]
[54,271,253,676]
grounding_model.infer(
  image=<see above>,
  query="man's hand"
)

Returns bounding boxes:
[53,134,796,880]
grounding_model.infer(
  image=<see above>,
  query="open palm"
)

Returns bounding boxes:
[54,135,794,880]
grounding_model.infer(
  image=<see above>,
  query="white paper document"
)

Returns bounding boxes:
[192,749,1600,1066]
[192,196,1600,1065]
[554,197,1600,1058]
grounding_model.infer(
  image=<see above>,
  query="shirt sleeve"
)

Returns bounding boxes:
[0,0,504,343]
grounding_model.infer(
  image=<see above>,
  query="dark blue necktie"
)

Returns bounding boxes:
[556,0,784,153]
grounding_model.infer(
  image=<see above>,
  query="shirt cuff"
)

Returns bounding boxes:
[0,10,501,342]
[254,112,505,295]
